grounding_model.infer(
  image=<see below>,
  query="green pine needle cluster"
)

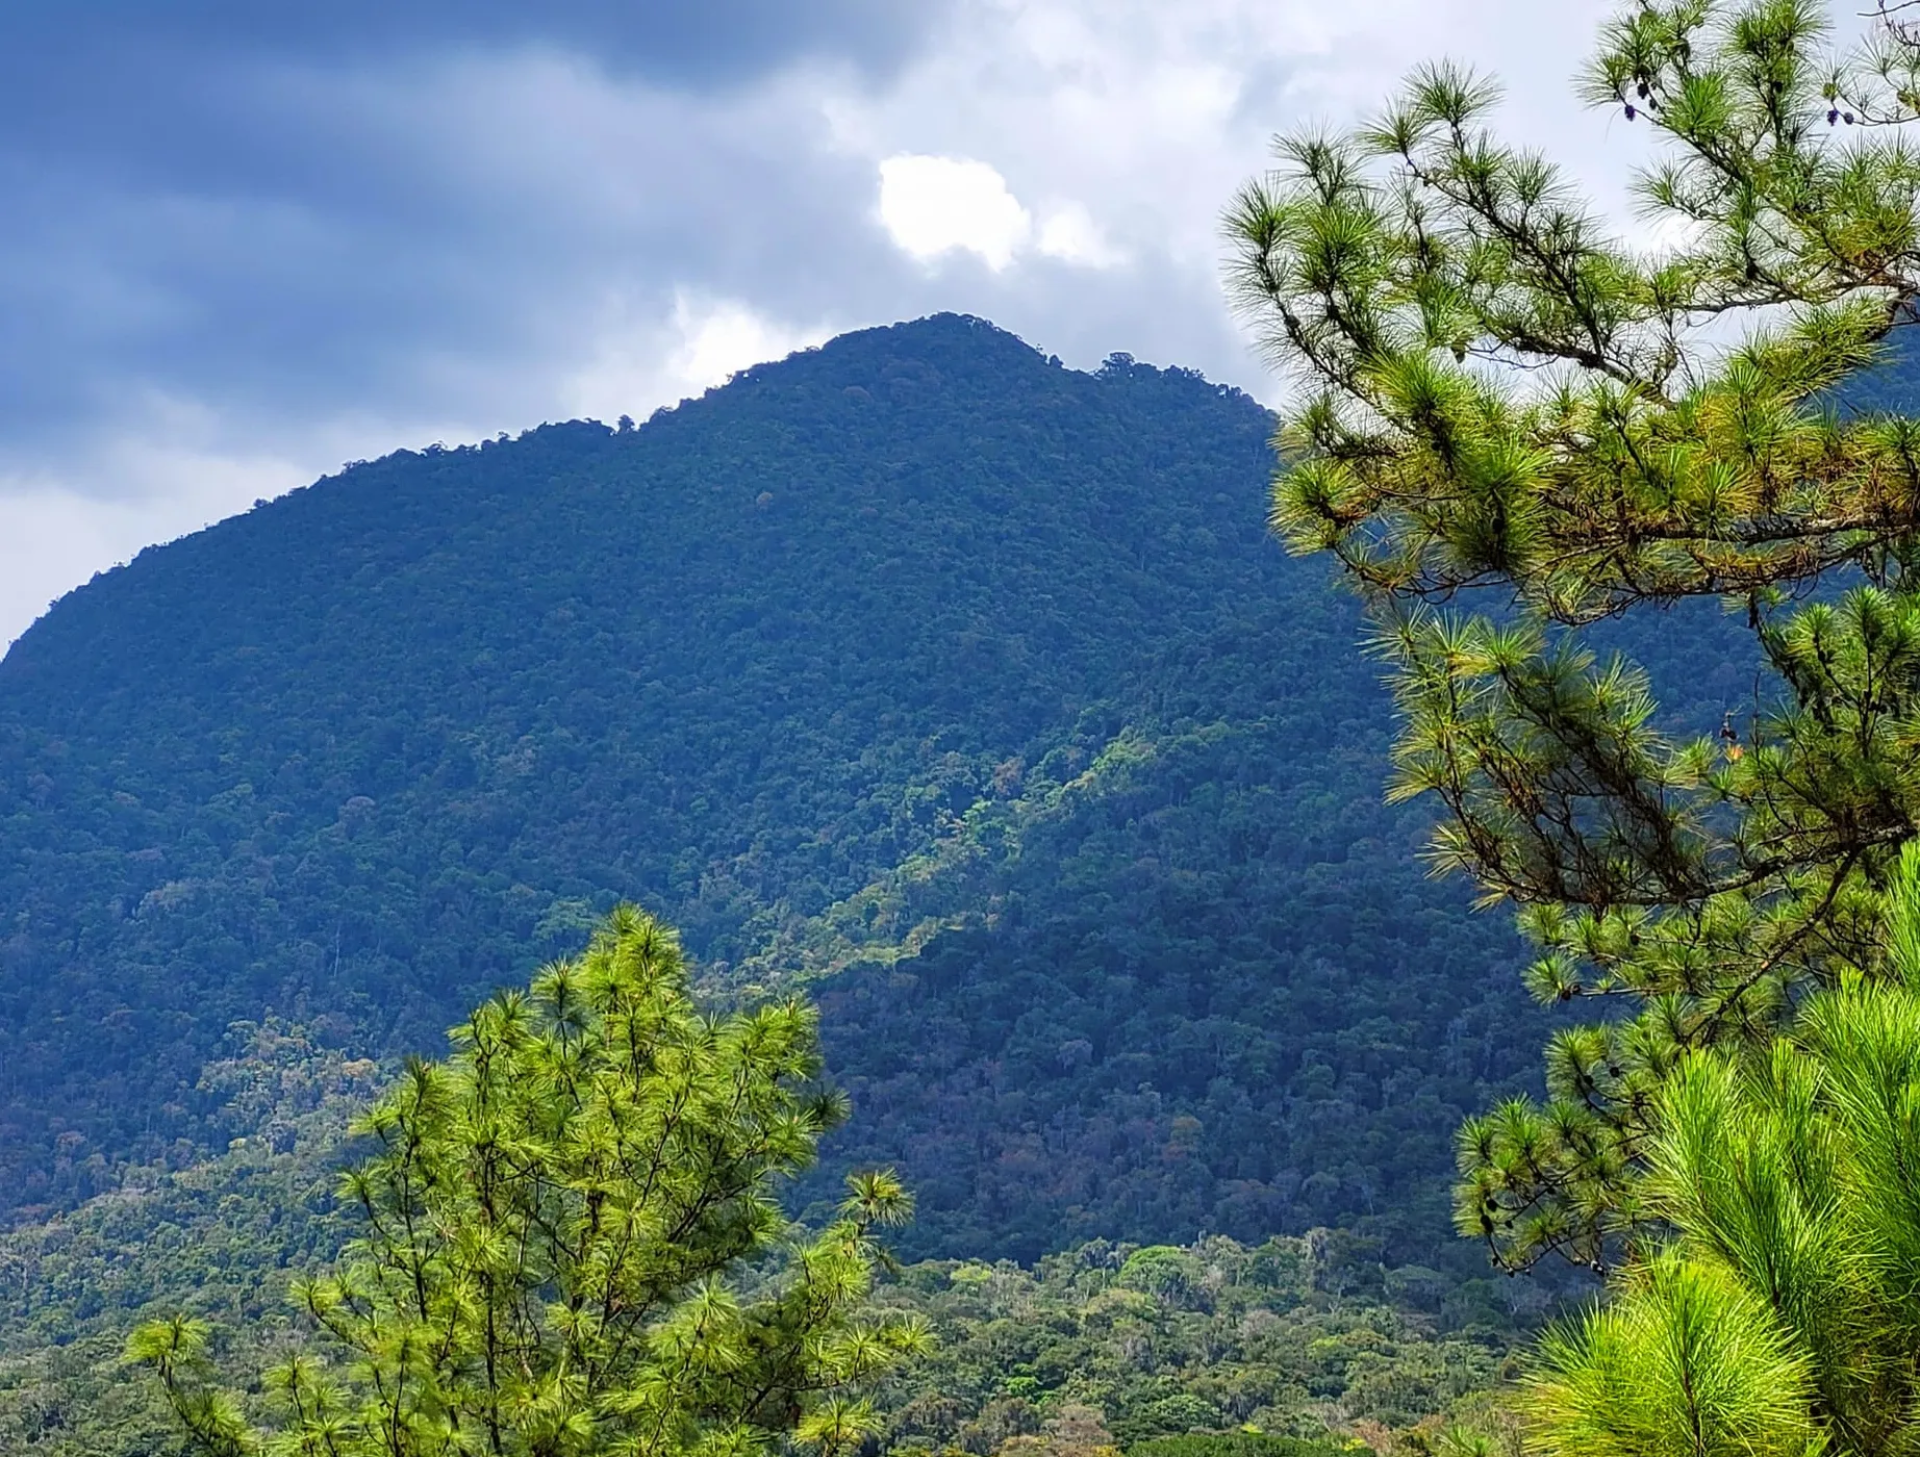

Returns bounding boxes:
[1524,845,1920,1454]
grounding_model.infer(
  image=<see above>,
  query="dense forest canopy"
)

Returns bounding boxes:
[0,313,1783,1266]
[0,991,1526,1457]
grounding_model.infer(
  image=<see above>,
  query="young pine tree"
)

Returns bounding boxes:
[1225,0,1920,1273]
[128,905,930,1457]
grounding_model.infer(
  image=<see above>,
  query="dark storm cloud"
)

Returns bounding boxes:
[0,1,936,207]
[0,1,941,224]
[0,3,947,456]
[0,2,938,105]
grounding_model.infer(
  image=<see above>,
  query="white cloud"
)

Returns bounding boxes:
[873,154,1122,273]
[877,154,1032,270]
[565,289,835,422]
[1036,202,1124,268]
[813,0,1628,394]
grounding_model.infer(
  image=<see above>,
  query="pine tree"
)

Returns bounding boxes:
[128,905,930,1457]
[1523,844,1920,1454]
[1225,0,1920,1272]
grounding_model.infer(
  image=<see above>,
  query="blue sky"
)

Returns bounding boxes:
[0,0,1624,648]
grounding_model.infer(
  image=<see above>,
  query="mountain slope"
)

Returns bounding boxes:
[0,1028,1520,1457]
[0,314,1558,1256]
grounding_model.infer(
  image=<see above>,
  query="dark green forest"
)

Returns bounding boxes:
[0,310,1819,1452]
[0,1023,1524,1455]
[0,313,1716,1262]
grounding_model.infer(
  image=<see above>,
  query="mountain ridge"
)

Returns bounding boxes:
[0,313,1554,1262]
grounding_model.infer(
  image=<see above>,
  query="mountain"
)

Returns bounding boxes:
[0,314,1587,1260]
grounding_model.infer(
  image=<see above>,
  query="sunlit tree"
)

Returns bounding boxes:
[130,905,929,1456]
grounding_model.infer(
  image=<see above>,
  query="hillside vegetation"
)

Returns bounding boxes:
[0,1026,1523,1456]
[0,314,1759,1261]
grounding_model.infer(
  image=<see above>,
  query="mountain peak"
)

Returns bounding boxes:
[687,313,1250,417]
[0,313,1539,1267]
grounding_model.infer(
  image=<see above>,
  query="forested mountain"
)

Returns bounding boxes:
[0,313,1753,1260]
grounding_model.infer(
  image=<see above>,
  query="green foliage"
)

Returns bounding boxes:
[0,314,1583,1261]
[1128,1436,1353,1457]
[1522,847,1920,1455]
[1226,0,1920,1271]
[0,1001,1531,1454]
[1528,1254,1818,1457]
[868,1232,1522,1453]
[792,682,1566,1266]
[0,1025,368,1454]
[0,1083,1528,1457]
[126,906,928,1456]
[1226,2,1920,1441]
